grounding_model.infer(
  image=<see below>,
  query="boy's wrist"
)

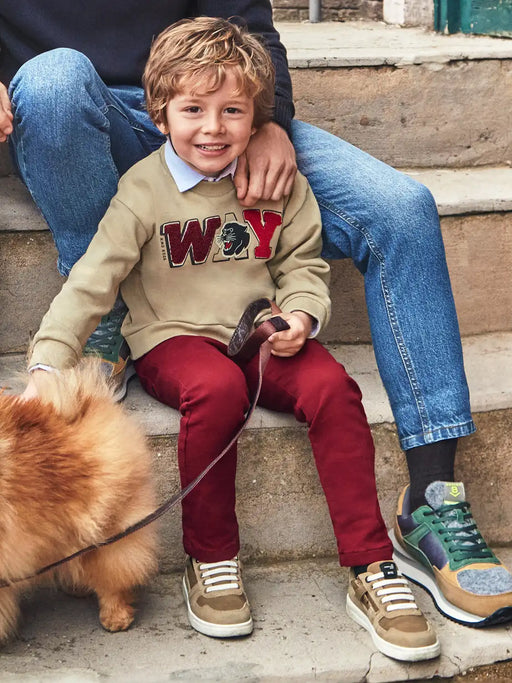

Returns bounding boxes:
[290,310,315,337]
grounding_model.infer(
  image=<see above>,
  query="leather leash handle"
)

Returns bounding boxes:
[0,299,289,588]
[228,297,289,363]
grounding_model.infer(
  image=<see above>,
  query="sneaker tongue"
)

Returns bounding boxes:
[379,561,398,578]
[367,560,398,577]
[425,481,466,509]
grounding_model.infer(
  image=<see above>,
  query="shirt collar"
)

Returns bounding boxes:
[163,139,237,193]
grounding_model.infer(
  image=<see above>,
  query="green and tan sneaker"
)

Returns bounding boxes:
[392,481,512,626]
[84,297,135,402]
[346,560,440,661]
[182,556,253,638]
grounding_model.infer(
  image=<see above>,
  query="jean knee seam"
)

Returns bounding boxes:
[317,197,432,434]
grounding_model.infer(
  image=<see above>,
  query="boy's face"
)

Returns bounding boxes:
[157,69,256,177]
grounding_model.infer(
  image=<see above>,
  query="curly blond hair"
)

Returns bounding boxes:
[143,17,275,129]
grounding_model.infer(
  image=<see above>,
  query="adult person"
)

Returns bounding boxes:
[1,1,510,625]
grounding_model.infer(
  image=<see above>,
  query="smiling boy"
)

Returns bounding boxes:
[26,18,439,660]
[158,70,255,177]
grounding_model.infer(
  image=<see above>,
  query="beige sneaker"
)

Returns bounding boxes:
[182,556,253,638]
[346,560,440,661]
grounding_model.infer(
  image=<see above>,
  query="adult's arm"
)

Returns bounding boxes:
[0,81,13,142]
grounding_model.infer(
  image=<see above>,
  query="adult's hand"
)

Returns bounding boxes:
[234,121,297,207]
[0,81,13,142]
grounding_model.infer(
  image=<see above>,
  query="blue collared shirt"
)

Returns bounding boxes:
[163,139,238,193]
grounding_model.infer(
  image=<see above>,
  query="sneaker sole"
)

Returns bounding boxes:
[112,362,137,403]
[390,529,512,628]
[346,594,440,662]
[181,576,253,638]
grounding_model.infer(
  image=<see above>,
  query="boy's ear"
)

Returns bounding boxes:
[156,121,169,135]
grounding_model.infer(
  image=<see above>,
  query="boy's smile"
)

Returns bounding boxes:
[157,69,256,178]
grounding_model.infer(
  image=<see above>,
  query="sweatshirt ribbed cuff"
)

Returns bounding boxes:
[273,96,295,135]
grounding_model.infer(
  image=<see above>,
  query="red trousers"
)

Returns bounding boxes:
[135,336,392,566]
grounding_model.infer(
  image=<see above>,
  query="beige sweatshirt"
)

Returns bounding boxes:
[29,145,331,369]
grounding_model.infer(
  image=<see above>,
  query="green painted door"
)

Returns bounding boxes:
[435,0,512,35]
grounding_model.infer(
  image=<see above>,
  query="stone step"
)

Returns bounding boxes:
[2,332,511,572]
[1,165,511,354]
[279,21,512,168]
[2,552,512,682]
[2,22,512,682]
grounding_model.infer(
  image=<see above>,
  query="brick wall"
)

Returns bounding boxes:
[272,0,383,22]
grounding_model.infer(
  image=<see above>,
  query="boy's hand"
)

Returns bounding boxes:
[234,121,297,207]
[20,373,42,401]
[268,311,313,357]
[0,82,13,142]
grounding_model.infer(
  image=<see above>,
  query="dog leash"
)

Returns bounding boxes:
[0,298,289,588]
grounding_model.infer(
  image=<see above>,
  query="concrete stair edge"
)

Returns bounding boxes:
[277,20,512,68]
[1,331,510,436]
[404,166,512,215]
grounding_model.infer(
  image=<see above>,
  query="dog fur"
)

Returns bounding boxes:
[0,359,158,641]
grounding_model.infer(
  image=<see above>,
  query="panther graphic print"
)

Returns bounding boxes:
[216,220,251,257]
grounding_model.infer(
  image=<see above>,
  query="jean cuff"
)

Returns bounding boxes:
[399,419,477,451]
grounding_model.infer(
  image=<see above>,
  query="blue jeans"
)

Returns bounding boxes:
[8,48,475,449]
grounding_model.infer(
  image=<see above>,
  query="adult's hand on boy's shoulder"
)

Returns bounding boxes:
[268,311,313,357]
[235,121,297,207]
[0,82,13,142]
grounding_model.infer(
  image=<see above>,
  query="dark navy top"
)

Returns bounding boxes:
[0,0,294,130]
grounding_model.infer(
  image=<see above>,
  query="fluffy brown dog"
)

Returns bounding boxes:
[0,359,158,641]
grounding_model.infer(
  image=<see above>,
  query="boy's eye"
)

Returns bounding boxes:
[184,106,201,113]
[225,107,242,114]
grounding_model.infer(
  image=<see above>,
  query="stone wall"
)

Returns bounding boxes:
[272,0,383,22]
[383,0,434,26]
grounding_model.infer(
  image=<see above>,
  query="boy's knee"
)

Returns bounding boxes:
[209,373,248,409]
[190,363,249,414]
[308,362,362,405]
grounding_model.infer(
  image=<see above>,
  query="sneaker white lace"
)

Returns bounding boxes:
[198,559,241,593]
[365,569,418,612]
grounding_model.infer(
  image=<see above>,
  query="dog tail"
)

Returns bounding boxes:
[30,358,116,422]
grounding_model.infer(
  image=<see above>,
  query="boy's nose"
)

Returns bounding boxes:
[202,112,225,134]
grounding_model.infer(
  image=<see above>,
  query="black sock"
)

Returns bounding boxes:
[352,564,368,577]
[405,438,458,510]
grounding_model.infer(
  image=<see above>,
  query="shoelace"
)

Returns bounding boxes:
[426,502,495,563]
[366,570,418,612]
[198,558,241,593]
